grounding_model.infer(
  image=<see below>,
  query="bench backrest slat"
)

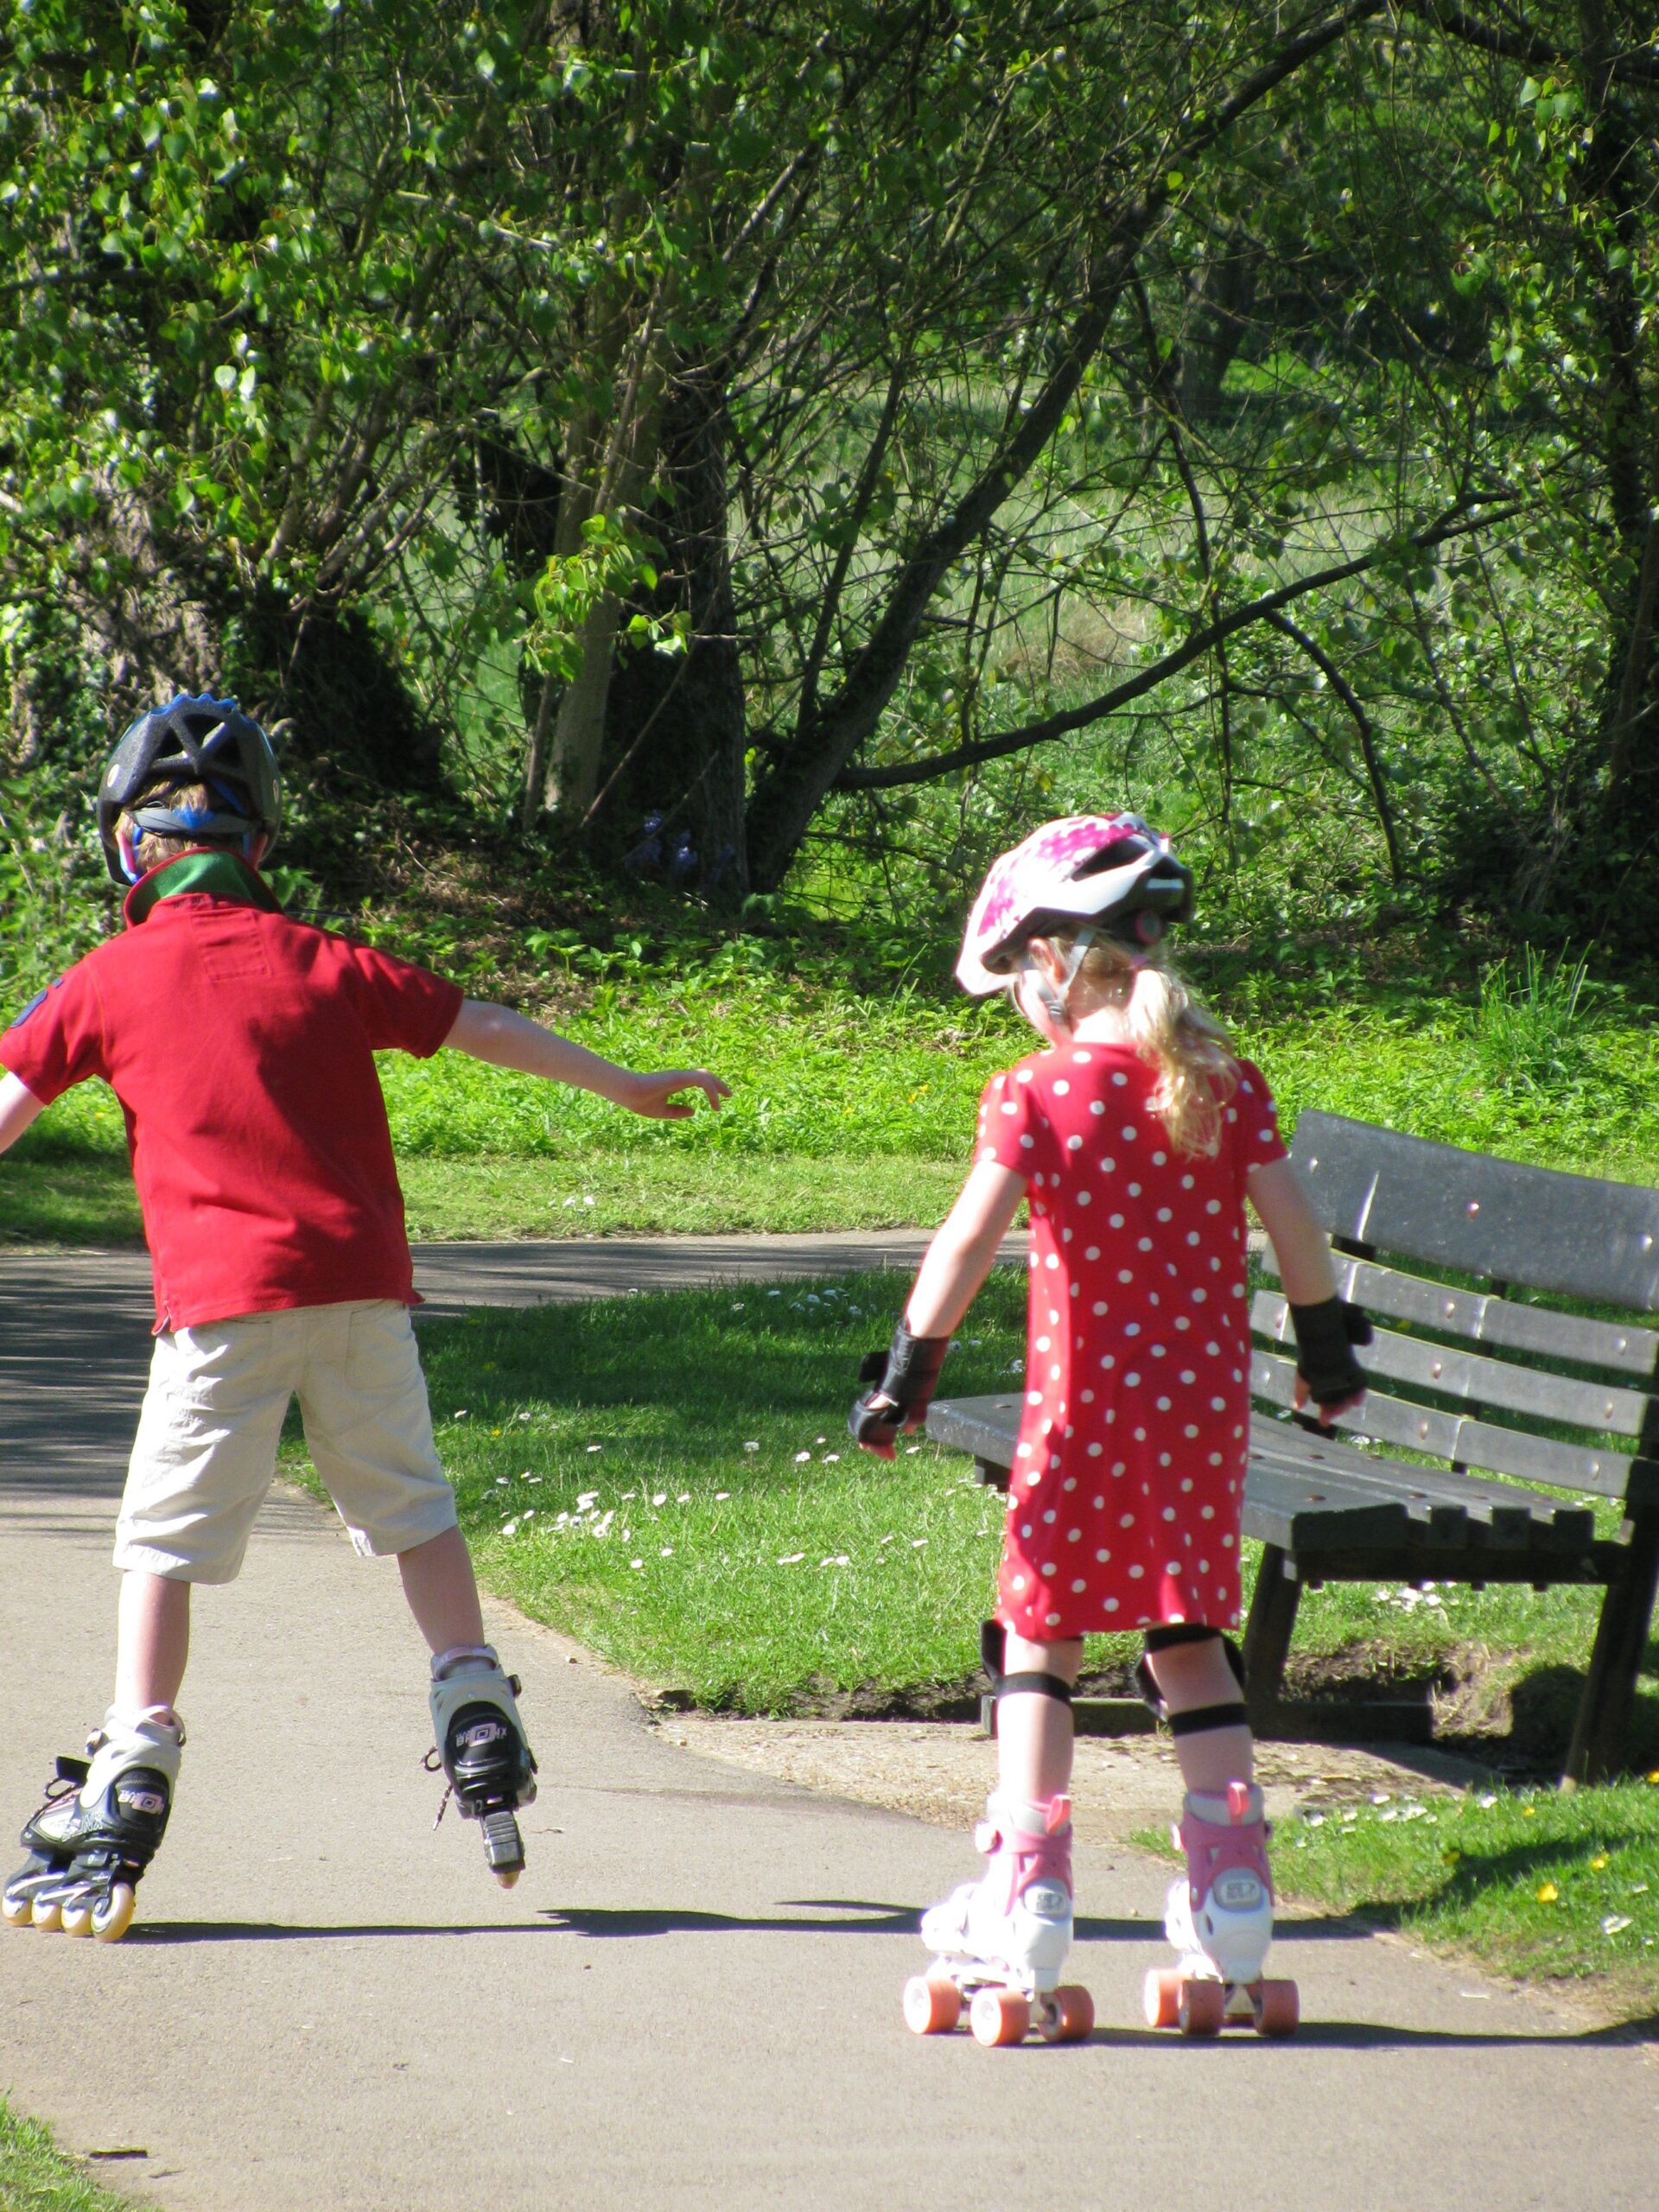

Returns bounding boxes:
[1252,1350,1637,1502]
[1257,1251,1659,1382]
[1291,1110,1659,1311]
[1252,1290,1652,1439]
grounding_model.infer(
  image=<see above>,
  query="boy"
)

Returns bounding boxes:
[0,693,727,1939]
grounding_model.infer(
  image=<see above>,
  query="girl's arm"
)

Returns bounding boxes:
[0,1072,45,1155]
[905,1160,1027,1338]
[1244,1156,1336,1302]
[443,999,728,1120]
[1246,1155,1366,1418]
[852,1160,1026,1459]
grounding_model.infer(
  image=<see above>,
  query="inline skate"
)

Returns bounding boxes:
[3,1707,183,1943]
[904,1792,1094,2048]
[425,1646,537,1886]
[1143,1780,1298,2036]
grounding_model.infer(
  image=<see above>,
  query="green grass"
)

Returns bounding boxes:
[279,1266,1657,1726]
[1145,1777,1659,2010]
[0,2099,139,2212]
[10,954,1659,1248]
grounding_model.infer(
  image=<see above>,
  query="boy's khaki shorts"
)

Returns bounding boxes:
[115,1300,458,1582]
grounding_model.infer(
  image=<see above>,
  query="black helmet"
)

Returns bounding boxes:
[98,694,282,884]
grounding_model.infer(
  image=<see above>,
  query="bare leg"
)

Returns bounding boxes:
[114,1572,191,1715]
[996,1631,1082,1803]
[1144,1637,1255,1795]
[397,1525,486,1655]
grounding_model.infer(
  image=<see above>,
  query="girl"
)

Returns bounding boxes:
[850,814,1367,2041]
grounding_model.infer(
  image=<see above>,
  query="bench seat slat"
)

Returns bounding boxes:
[1252,1291,1652,1438]
[1246,1415,1598,1548]
[1251,1350,1637,1503]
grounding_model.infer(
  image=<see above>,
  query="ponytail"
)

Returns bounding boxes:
[1047,933,1238,1156]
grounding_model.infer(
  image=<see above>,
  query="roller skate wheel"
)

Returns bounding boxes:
[904,1974,963,2035]
[1143,1967,1182,2030]
[1252,1978,1299,2037]
[59,1894,95,1938]
[30,1892,63,1933]
[493,1867,521,1891]
[92,1885,136,1943]
[969,1986,1031,2048]
[1037,1984,1094,2044]
[2,1890,36,1929]
[1177,1978,1225,2037]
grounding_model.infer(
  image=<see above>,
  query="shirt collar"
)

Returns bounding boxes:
[123,849,283,927]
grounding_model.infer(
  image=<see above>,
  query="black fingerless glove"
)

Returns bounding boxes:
[849,1323,950,1450]
[1287,1295,1371,1407]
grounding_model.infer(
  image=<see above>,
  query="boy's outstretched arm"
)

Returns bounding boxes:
[851,1160,1026,1459]
[443,1000,728,1120]
[0,1072,45,1156]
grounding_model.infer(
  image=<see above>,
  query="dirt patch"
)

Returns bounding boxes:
[652,1710,1478,1850]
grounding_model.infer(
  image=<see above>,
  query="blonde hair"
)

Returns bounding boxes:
[1051,931,1239,1157]
[117,782,245,876]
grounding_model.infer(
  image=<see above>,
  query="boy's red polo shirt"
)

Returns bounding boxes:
[0,853,463,1331]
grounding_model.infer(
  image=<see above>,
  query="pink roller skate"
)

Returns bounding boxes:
[904,1794,1094,2048]
[1144,1781,1298,2037]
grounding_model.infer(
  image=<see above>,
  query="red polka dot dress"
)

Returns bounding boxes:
[976,1043,1286,1640]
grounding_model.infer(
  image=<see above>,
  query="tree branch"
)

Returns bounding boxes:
[834,500,1522,791]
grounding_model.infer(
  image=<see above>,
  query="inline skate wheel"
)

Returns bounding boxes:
[1252,1978,1299,2037]
[969,1987,1031,2048]
[481,1809,524,1884]
[1037,1984,1094,2044]
[1143,1967,1182,2029]
[59,1893,96,1938]
[903,1974,962,2036]
[30,1891,64,1933]
[2,1889,36,1929]
[92,1885,136,1943]
[1177,1978,1225,2037]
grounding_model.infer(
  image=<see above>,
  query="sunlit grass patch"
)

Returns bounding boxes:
[0,2098,141,2212]
[1279,1776,1659,2006]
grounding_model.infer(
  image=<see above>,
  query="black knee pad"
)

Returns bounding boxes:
[1169,1700,1249,1738]
[980,1620,1071,1705]
[996,1672,1073,1706]
[1135,1625,1246,1719]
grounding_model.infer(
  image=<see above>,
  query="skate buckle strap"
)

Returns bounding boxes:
[1227,1780,1252,1822]
[1045,1794,1071,1836]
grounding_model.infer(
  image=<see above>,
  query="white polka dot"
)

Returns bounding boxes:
[1012,1575,1027,1592]
[1156,1207,1173,1223]
[1205,1199,1222,1215]
[1118,1269,1134,1284]
[1020,1134,1034,1148]
[1080,1389,1095,1403]
[1124,1322,1141,1338]
[1077,1189,1091,1206]
[1201,1504,1215,1520]
[1128,1182,1141,1197]
[1018,1069,1033,1084]
[1073,1051,1093,1065]
[1001,1101,1017,1116]
[1162,1506,1176,1522]
[1103,1597,1119,1612]
[1096,1548,1111,1564]
[1053,1079,1070,1096]
[1046,1612,1062,1626]
[1128,1563,1144,1579]
[1120,1512,1135,1528]
[1085,1245,1101,1262]
[1066,1134,1083,1152]
[1152,1150,1166,1166]
[1091,1301,1107,1317]
[1112,1071,1128,1087]
[1122,1125,1137,1141]
[1100,1158,1116,1174]
[1166,1560,1182,1577]
[1087,1440,1103,1457]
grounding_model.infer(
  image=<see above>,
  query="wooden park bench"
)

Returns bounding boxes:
[927,1109,1659,1785]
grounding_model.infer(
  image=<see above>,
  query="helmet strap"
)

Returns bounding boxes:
[1020,925,1097,1033]
[115,827,143,886]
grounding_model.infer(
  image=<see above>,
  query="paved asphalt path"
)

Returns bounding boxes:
[2,1239,1656,2211]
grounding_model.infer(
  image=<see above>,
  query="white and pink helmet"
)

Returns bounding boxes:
[956,812,1193,996]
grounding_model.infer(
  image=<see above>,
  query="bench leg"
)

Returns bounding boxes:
[1565,1516,1659,1787]
[1242,1546,1302,1736]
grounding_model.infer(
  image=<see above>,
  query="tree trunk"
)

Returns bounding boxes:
[590,366,748,899]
